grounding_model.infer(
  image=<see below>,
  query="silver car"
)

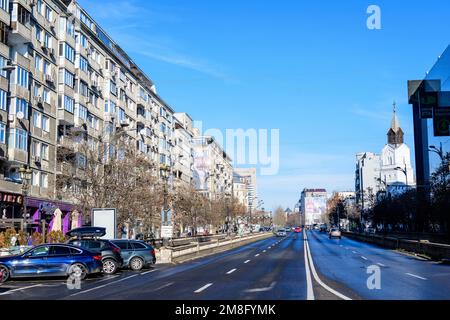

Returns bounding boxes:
[329,228,342,239]
[111,240,156,271]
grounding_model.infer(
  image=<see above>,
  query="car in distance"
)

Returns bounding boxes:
[319,224,328,232]
[0,244,102,283]
[329,228,342,239]
[67,227,123,275]
[294,227,302,233]
[276,229,287,237]
[110,240,156,271]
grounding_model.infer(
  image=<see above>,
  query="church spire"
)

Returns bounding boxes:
[388,101,404,145]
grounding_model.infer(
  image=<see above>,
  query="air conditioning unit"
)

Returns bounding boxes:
[120,119,130,126]
[37,95,43,104]
[34,156,41,164]
[45,74,54,83]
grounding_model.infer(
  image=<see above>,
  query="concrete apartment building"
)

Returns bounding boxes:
[232,167,257,213]
[0,0,224,232]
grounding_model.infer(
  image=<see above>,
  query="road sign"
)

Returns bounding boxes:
[419,91,437,119]
[433,108,450,136]
[161,225,173,239]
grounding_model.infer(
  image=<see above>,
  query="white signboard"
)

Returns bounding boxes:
[161,226,173,239]
[92,208,117,239]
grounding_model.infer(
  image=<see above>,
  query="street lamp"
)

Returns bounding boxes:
[19,166,32,232]
[394,164,408,188]
[160,164,172,246]
[429,143,444,161]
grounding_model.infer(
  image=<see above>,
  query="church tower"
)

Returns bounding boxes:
[380,102,415,192]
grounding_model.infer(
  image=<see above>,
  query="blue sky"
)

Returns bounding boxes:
[79,0,450,211]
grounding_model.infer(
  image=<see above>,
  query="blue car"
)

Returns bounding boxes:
[110,240,156,271]
[0,244,103,283]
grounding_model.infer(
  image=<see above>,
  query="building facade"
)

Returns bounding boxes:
[300,188,327,226]
[233,167,257,213]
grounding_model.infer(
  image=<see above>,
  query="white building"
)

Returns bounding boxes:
[172,113,194,187]
[233,168,257,213]
[355,152,382,210]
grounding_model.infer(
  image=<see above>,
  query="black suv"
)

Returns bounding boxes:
[66,227,123,275]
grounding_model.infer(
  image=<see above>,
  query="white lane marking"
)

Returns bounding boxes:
[244,260,251,264]
[377,263,386,267]
[153,282,174,291]
[226,268,237,275]
[339,245,343,247]
[352,251,357,254]
[142,269,157,275]
[406,273,427,280]
[0,284,42,296]
[255,254,260,257]
[194,283,213,293]
[361,256,368,260]
[304,231,352,300]
[263,250,266,253]
[244,281,276,293]
[69,274,139,297]
[304,235,315,300]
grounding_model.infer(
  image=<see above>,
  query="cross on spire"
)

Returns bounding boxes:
[393,101,396,114]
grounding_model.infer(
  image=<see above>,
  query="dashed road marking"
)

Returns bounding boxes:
[0,284,42,296]
[406,273,427,280]
[244,260,251,264]
[255,254,260,257]
[194,283,213,293]
[69,274,139,297]
[361,256,368,260]
[142,269,157,275]
[226,268,237,275]
[352,251,357,254]
[377,263,386,267]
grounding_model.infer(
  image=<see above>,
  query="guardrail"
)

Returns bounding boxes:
[342,231,450,261]
[156,232,273,263]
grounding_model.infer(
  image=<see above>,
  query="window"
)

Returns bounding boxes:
[29,246,49,257]
[60,69,75,88]
[44,32,51,48]
[14,128,28,151]
[45,6,53,22]
[43,60,50,75]
[79,11,93,29]
[35,55,42,71]
[77,104,88,121]
[0,89,6,111]
[36,0,43,15]
[105,100,115,113]
[79,55,88,73]
[50,246,71,256]
[33,111,41,128]
[61,43,75,63]
[40,172,48,188]
[110,81,117,96]
[41,115,49,132]
[42,88,49,103]
[118,108,125,121]
[78,33,88,48]
[63,95,74,113]
[66,19,74,37]
[0,55,7,77]
[79,81,88,97]
[0,122,5,144]
[0,21,7,45]
[0,0,9,12]
[16,67,29,88]
[16,98,28,118]
[17,5,30,27]
[41,143,48,160]
[35,25,42,42]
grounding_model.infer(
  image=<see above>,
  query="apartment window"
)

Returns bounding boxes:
[104,100,115,113]
[89,92,98,108]
[138,140,146,153]
[43,60,50,75]
[0,89,6,111]
[118,108,125,121]
[0,55,6,77]
[45,7,53,22]
[33,111,42,128]
[40,173,48,188]
[41,115,49,132]
[77,104,88,121]
[34,84,39,97]
[32,171,39,186]
[63,95,74,113]
[79,81,88,97]
[42,88,49,103]
[79,55,88,73]
[16,98,28,118]
[66,19,74,37]
[16,67,29,88]
[35,25,42,42]
[44,32,51,48]
[14,129,28,151]
[78,33,88,48]
[110,81,117,96]
[79,11,93,29]
[17,5,31,27]
[35,55,42,71]
[36,0,43,15]
[59,69,75,88]
[41,143,48,160]
[0,21,7,45]
[0,122,5,144]
[60,43,75,63]
[0,0,9,12]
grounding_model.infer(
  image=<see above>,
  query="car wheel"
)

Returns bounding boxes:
[102,259,118,274]
[68,263,87,280]
[130,257,144,271]
[0,265,10,283]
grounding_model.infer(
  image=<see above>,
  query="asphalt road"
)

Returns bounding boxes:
[1,230,450,300]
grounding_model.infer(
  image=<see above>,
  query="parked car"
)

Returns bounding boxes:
[329,228,342,239]
[110,240,156,271]
[276,230,287,237]
[0,244,102,283]
[66,227,123,275]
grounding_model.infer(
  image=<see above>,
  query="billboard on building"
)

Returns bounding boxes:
[92,208,117,239]
[193,150,210,191]
[304,196,327,225]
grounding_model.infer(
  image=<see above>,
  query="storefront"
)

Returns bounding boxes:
[0,191,24,231]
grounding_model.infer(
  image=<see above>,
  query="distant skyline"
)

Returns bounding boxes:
[79,0,450,211]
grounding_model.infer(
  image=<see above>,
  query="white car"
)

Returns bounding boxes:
[276,230,287,237]
[329,228,342,239]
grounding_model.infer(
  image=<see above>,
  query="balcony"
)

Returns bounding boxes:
[9,3,32,45]
[57,109,75,126]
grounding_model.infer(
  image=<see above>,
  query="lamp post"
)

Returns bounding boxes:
[2,62,16,154]
[19,166,32,232]
[429,143,449,170]
[394,164,408,188]
[160,164,171,246]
